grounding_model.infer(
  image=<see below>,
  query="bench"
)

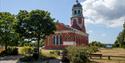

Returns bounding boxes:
[89,54,102,59]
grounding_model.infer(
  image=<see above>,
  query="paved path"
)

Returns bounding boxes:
[0,60,18,63]
[0,55,23,63]
[0,56,63,63]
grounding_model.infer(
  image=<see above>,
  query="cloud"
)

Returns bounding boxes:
[81,0,125,28]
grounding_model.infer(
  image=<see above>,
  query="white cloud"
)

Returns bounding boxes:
[81,0,125,28]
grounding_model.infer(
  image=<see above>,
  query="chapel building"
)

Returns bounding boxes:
[44,0,89,49]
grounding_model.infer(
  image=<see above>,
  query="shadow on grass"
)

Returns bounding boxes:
[17,55,61,63]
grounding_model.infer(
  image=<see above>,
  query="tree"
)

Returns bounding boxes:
[89,41,105,48]
[16,10,56,59]
[0,12,17,51]
[114,22,125,48]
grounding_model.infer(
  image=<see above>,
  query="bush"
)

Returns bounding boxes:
[64,46,90,63]
[86,46,99,54]
[18,46,33,56]
[7,47,18,55]
[0,47,18,56]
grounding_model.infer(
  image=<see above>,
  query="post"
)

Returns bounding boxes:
[108,56,111,60]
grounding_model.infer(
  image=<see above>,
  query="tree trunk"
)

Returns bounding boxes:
[37,35,40,60]
[5,42,8,53]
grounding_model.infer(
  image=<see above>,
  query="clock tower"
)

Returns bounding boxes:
[71,0,86,33]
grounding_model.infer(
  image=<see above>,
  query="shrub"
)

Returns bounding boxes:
[86,46,99,54]
[7,47,18,55]
[64,46,90,63]
[0,47,18,56]
[18,46,33,56]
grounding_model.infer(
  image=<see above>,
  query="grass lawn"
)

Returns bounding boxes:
[92,48,125,63]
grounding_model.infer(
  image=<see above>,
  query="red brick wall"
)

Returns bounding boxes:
[44,31,88,49]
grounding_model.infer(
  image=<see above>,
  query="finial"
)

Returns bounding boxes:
[76,0,79,3]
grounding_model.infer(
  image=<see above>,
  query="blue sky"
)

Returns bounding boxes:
[0,0,125,44]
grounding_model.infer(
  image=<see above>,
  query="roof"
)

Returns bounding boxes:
[73,3,82,8]
[55,22,88,36]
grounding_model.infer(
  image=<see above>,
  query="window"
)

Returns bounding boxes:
[74,10,77,15]
[78,10,80,14]
[59,35,63,45]
[53,35,62,45]
[53,35,56,45]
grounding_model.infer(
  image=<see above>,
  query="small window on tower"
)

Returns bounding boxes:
[74,10,77,15]
[78,10,80,14]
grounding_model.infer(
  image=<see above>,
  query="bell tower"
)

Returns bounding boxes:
[71,0,86,33]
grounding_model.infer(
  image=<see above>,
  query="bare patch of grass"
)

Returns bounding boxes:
[92,48,125,63]
[0,47,5,53]
[41,49,62,59]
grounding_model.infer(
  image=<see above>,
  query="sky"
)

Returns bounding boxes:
[0,0,125,44]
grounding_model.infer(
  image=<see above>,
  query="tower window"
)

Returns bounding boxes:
[78,10,80,14]
[74,10,77,15]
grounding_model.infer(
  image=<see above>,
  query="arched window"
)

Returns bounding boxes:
[74,10,77,15]
[53,36,55,45]
[53,35,62,45]
[58,35,62,45]
[78,10,80,14]
[60,36,62,45]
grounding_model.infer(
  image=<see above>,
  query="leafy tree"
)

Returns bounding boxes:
[114,22,125,48]
[89,41,105,48]
[16,10,56,58]
[0,12,18,51]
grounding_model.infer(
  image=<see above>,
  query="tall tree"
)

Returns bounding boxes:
[16,10,56,59]
[0,12,17,51]
[114,22,125,48]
